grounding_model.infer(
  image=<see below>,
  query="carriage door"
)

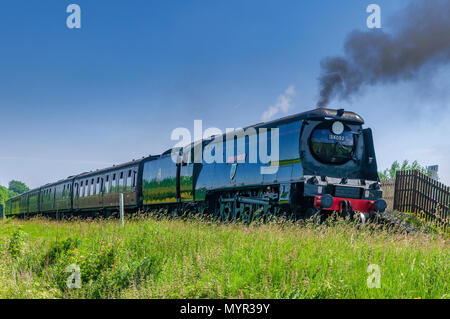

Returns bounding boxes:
[180,148,194,202]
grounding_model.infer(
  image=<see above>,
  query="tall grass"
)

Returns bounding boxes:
[0,215,448,299]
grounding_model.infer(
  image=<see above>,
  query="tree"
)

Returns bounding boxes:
[378,160,434,180]
[8,180,29,194]
[0,185,18,217]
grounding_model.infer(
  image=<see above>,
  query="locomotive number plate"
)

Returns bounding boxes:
[328,134,345,141]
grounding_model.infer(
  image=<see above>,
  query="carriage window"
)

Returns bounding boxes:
[111,174,116,193]
[126,170,132,191]
[96,178,100,195]
[85,180,89,196]
[104,175,110,194]
[132,171,137,188]
[90,179,95,196]
[80,182,84,197]
[118,172,124,192]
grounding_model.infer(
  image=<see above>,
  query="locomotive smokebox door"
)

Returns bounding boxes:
[279,183,291,204]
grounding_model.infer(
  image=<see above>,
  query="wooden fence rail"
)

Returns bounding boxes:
[383,170,450,232]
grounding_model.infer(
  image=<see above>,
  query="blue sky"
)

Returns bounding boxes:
[1,0,449,188]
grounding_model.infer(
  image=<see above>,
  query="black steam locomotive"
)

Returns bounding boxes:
[5,108,387,222]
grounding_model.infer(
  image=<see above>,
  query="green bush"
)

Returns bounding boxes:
[40,237,80,269]
[8,228,28,258]
[52,241,116,292]
[83,256,161,298]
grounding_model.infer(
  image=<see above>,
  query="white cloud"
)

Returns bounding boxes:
[261,85,295,121]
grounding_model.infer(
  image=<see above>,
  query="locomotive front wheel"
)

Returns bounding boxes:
[355,212,371,224]
[303,208,323,224]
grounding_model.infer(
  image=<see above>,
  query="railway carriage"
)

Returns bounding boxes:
[5,108,387,221]
[40,184,55,213]
[27,188,40,214]
[72,160,141,215]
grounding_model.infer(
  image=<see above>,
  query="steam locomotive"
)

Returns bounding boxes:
[5,108,387,222]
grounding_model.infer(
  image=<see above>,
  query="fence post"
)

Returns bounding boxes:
[393,171,400,211]
[119,193,125,227]
[412,170,418,215]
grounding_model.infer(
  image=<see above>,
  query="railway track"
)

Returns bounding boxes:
[8,205,422,235]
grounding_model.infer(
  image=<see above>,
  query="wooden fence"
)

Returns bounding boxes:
[381,170,449,232]
[380,179,395,211]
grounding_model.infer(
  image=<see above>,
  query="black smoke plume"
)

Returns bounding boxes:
[317,0,450,107]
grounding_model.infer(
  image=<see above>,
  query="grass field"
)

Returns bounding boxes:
[0,214,448,299]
